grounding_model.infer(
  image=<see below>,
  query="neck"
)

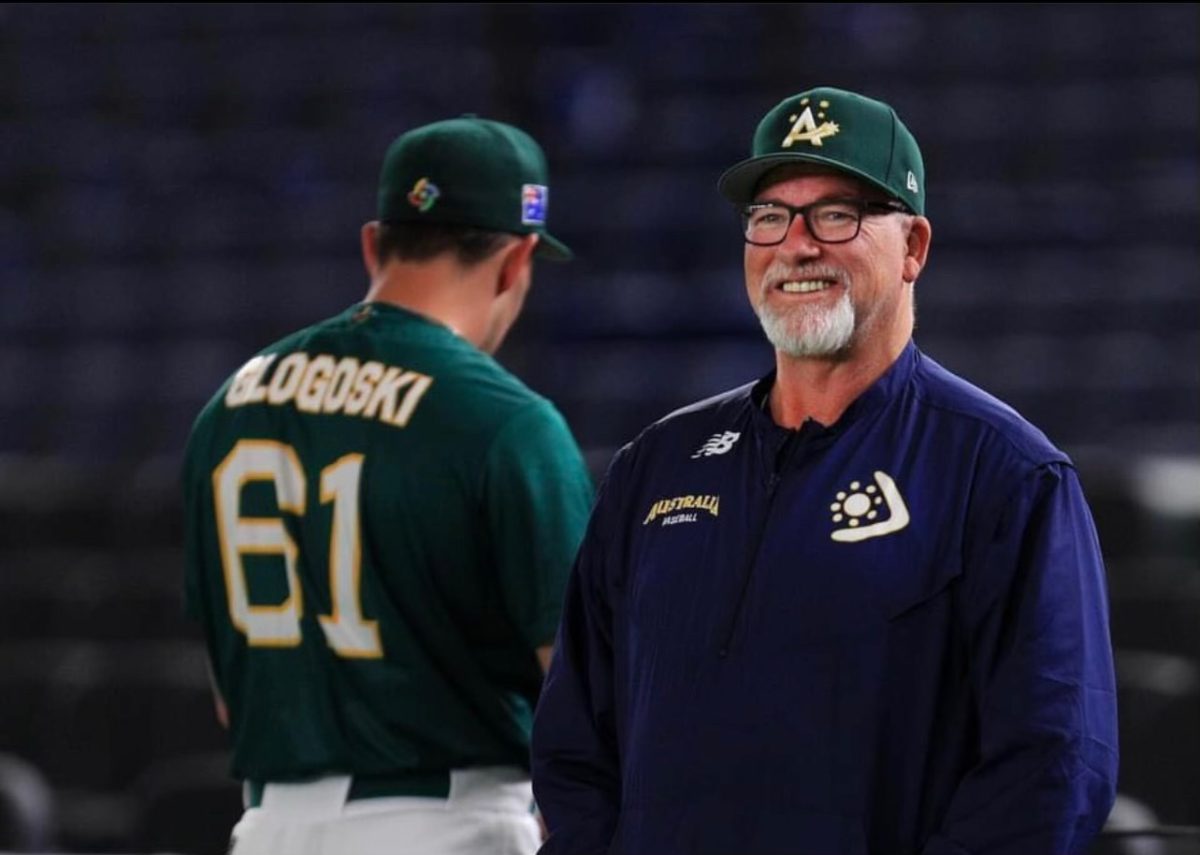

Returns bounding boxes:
[362,256,495,347]
[768,331,908,428]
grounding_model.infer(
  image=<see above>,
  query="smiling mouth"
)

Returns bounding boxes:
[778,279,836,294]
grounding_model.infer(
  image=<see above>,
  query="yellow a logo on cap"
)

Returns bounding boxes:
[781,99,840,148]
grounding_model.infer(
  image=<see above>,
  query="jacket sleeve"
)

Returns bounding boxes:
[923,463,1119,855]
[531,454,626,855]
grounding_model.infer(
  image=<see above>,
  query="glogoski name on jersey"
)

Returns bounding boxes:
[223,352,433,428]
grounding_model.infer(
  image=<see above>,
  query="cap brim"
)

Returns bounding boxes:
[534,232,573,262]
[717,153,904,209]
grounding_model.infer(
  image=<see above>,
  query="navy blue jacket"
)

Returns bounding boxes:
[532,343,1117,855]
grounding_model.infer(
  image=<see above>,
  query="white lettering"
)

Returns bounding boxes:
[223,351,431,429]
[344,361,383,416]
[296,355,336,413]
[267,353,307,405]
[322,358,360,414]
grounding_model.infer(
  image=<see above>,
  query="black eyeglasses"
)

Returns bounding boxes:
[740,198,909,246]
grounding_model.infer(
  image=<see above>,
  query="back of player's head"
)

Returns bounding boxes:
[377,116,572,262]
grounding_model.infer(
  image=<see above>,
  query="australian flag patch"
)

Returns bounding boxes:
[521,184,548,226]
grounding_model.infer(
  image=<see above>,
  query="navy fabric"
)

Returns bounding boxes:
[532,342,1118,855]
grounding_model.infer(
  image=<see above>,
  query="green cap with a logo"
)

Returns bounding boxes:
[377,115,572,260]
[718,87,925,215]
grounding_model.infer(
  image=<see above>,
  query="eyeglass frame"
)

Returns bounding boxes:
[739,196,912,246]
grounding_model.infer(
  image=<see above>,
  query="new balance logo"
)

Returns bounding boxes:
[691,431,741,459]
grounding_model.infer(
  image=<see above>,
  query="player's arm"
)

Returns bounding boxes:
[921,463,1118,855]
[482,401,593,668]
[483,400,621,854]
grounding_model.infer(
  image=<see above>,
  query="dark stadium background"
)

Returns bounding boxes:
[1,4,1196,854]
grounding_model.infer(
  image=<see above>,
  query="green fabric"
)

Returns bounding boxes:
[376,115,573,260]
[183,302,593,782]
[718,87,926,214]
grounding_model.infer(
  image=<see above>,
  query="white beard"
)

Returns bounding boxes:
[755,286,855,358]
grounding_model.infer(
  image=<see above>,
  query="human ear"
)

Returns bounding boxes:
[902,216,932,283]
[496,234,540,296]
[360,221,382,276]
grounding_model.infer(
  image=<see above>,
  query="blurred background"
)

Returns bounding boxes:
[0,3,1197,853]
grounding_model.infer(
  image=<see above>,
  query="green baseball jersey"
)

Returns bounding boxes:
[182,302,593,782]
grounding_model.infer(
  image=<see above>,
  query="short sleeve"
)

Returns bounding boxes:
[482,401,594,649]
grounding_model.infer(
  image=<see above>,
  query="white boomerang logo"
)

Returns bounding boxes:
[830,471,910,543]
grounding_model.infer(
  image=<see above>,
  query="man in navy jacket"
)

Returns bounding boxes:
[531,87,1118,855]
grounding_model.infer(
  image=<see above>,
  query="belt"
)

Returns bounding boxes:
[247,769,451,808]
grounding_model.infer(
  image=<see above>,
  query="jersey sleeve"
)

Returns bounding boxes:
[481,400,594,651]
[922,462,1118,855]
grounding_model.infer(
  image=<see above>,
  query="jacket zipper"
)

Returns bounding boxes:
[718,427,804,656]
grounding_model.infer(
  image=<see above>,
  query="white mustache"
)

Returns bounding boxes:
[760,264,850,294]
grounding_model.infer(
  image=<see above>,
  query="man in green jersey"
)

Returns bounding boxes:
[182,116,593,855]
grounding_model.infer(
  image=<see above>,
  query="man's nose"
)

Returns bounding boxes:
[779,212,823,257]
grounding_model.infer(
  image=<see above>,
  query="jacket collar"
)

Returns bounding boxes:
[743,341,919,465]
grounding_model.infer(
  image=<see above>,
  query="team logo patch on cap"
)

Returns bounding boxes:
[407,177,440,213]
[521,184,548,226]
[781,97,840,148]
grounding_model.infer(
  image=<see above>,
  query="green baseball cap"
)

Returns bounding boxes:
[377,115,573,261]
[717,87,925,215]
